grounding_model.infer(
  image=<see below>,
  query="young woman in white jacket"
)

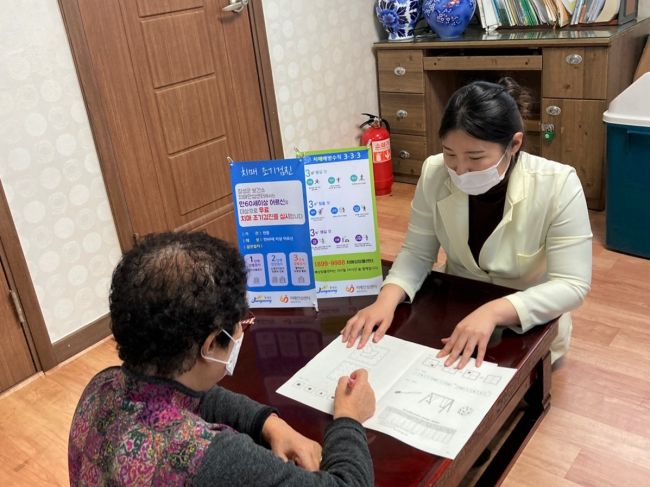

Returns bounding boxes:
[341,78,592,369]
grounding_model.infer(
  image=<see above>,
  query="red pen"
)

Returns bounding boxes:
[347,375,356,390]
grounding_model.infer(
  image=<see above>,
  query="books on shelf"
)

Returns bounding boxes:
[595,0,621,23]
[475,0,630,29]
[477,0,501,31]
[556,0,571,27]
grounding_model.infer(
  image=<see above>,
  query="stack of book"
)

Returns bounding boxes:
[476,0,623,30]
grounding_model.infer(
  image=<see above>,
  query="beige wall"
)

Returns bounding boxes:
[641,0,650,18]
[0,0,122,343]
[262,0,382,157]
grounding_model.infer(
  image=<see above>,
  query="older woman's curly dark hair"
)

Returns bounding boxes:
[109,232,248,377]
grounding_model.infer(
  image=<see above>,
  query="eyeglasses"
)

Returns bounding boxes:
[237,311,256,333]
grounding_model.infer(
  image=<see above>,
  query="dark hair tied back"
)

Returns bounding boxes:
[498,76,532,120]
[438,77,532,148]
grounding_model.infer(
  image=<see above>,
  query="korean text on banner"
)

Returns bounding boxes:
[230,159,317,308]
[302,147,383,298]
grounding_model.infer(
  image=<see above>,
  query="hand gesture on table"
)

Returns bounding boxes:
[340,284,406,348]
[437,298,518,369]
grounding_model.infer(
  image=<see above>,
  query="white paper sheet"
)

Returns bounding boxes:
[276,334,516,459]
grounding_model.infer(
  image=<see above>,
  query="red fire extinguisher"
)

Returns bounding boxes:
[360,113,393,196]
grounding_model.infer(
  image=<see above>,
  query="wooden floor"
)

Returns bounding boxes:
[1,182,649,486]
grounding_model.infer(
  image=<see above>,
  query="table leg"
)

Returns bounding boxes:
[469,351,553,487]
[524,351,552,415]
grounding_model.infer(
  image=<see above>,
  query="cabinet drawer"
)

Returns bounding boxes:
[391,134,427,178]
[424,55,542,71]
[380,93,426,135]
[542,47,607,99]
[377,50,424,93]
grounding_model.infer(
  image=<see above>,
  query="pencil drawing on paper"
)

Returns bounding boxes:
[354,342,389,366]
[326,361,359,381]
[422,355,444,369]
[419,392,455,414]
[379,407,456,444]
[457,405,473,416]
[483,374,501,385]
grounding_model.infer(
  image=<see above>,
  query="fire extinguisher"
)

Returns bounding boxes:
[360,113,393,196]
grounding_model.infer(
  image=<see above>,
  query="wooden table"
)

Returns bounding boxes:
[222,271,558,486]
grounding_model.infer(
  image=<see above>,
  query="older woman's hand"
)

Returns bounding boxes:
[262,414,323,471]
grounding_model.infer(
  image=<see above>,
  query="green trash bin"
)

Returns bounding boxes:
[602,73,650,259]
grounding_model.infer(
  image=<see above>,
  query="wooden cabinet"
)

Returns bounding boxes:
[542,47,608,99]
[541,98,608,204]
[375,19,650,209]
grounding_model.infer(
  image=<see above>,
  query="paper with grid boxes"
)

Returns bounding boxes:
[277,334,516,459]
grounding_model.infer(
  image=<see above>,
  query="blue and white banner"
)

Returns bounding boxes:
[230,159,317,308]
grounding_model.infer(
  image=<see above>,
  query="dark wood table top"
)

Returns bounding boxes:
[222,271,558,486]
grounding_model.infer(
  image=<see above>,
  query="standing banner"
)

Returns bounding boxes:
[230,159,317,308]
[302,147,383,298]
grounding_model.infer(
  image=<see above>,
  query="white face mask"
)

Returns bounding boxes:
[201,330,243,376]
[446,147,511,196]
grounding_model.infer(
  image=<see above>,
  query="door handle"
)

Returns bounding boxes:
[223,0,249,13]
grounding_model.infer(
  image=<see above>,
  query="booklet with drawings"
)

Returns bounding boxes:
[276,334,516,459]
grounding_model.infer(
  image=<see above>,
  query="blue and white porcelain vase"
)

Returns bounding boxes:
[376,0,421,42]
[422,0,476,39]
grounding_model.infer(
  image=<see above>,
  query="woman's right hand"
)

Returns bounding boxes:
[333,369,375,423]
[340,284,405,348]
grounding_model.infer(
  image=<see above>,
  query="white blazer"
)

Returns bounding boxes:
[384,152,593,361]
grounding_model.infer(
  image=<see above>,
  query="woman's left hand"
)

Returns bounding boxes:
[436,298,518,369]
[262,414,323,471]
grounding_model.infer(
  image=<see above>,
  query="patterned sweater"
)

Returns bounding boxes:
[69,366,373,486]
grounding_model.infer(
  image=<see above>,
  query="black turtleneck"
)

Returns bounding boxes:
[467,156,517,266]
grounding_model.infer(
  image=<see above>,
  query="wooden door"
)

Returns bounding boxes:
[61,0,276,246]
[540,98,607,210]
[0,253,37,393]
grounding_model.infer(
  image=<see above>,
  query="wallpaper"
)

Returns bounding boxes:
[262,0,382,157]
[0,0,122,342]
[641,0,650,18]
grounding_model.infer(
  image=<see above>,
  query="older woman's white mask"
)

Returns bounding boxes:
[446,146,511,196]
[201,330,243,376]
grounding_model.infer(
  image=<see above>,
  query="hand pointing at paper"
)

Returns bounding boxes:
[333,369,376,423]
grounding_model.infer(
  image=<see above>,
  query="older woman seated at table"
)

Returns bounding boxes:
[69,232,375,486]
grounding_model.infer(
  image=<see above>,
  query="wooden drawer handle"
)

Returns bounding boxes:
[394,66,407,76]
[545,105,561,116]
[565,54,583,65]
[399,149,411,159]
[396,109,408,119]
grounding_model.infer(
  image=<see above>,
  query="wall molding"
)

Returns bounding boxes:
[52,313,111,364]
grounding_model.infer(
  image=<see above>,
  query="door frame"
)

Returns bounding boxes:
[57,0,283,251]
[0,182,57,371]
